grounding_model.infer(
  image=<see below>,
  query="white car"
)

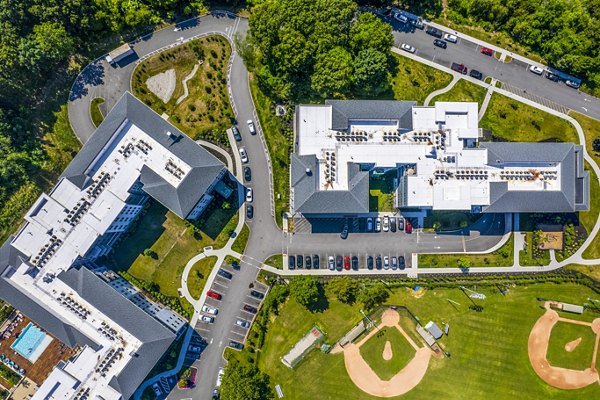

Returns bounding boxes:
[367,217,373,231]
[246,187,253,203]
[216,368,224,387]
[383,256,390,270]
[566,79,580,89]
[443,33,458,43]
[383,216,390,232]
[394,12,408,24]
[236,319,250,328]
[239,147,248,163]
[247,119,256,135]
[328,255,335,271]
[202,305,218,315]
[400,43,416,53]
[200,315,214,324]
[375,217,381,232]
[529,65,544,75]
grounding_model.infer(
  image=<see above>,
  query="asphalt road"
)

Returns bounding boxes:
[387,16,600,119]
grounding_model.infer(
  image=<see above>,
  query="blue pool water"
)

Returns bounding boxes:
[11,323,47,360]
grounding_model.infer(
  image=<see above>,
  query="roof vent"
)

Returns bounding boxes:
[166,131,175,140]
[305,168,312,176]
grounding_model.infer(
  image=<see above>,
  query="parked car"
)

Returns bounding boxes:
[231,261,240,270]
[243,304,258,314]
[336,255,343,271]
[249,290,264,300]
[367,217,373,232]
[393,12,408,23]
[406,221,413,234]
[391,257,398,270]
[207,290,222,300]
[239,147,248,163]
[232,126,242,142]
[344,256,350,270]
[152,383,162,396]
[451,63,468,74]
[398,218,405,231]
[217,269,232,279]
[340,224,349,239]
[288,255,296,270]
[399,256,406,269]
[188,345,202,352]
[383,256,390,270]
[443,33,458,43]
[400,43,416,53]
[236,319,250,328]
[469,69,483,80]
[202,305,218,315]
[313,255,320,269]
[426,26,443,38]
[328,255,335,271]
[245,187,253,203]
[216,368,224,387]
[375,217,381,232]
[433,39,447,49]
[229,340,244,350]
[529,65,544,75]
[390,217,396,232]
[200,315,214,323]
[546,71,559,81]
[367,256,373,270]
[246,204,253,219]
[297,255,304,269]
[247,119,256,135]
[382,216,390,232]
[376,256,382,270]
[411,18,425,29]
[480,46,493,56]
[244,166,251,181]
[352,256,359,271]
[566,79,580,89]
[305,255,312,269]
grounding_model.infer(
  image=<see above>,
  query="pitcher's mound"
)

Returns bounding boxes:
[564,337,581,352]
[382,341,393,361]
[146,69,176,103]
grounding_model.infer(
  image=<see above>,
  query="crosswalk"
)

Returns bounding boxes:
[502,83,570,114]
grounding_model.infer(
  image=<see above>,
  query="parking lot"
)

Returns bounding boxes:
[293,214,412,235]
[287,251,412,272]
[228,281,269,348]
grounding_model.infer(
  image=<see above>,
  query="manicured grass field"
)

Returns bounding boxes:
[546,321,597,371]
[480,93,578,143]
[430,79,487,108]
[359,327,415,380]
[264,254,283,269]
[188,256,217,299]
[232,224,249,254]
[369,171,396,213]
[390,53,453,105]
[90,97,105,127]
[419,234,513,268]
[256,282,600,400]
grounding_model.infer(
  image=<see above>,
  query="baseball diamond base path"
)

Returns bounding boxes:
[528,306,600,390]
[341,309,433,397]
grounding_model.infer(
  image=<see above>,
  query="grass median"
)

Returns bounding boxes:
[429,79,487,107]
[390,53,453,105]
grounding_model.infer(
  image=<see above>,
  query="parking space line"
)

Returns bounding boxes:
[212,281,228,289]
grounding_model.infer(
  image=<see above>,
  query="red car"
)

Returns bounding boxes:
[206,290,222,300]
[343,256,350,270]
[405,221,413,234]
[480,46,493,56]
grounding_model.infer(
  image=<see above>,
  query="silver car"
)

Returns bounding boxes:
[239,147,249,163]
[236,319,250,328]
[375,217,381,232]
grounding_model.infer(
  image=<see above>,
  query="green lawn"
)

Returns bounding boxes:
[480,93,578,143]
[519,232,551,266]
[546,321,597,371]
[256,282,600,400]
[232,223,249,254]
[419,234,513,268]
[264,254,283,269]
[359,327,415,380]
[390,53,453,105]
[188,256,217,300]
[369,171,397,212]
[90,97,105,127]
[249,75,290,227]
[430,79,487,108]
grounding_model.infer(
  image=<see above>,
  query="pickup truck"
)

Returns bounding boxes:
[451,63,468,75]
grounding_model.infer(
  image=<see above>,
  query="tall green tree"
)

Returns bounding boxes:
[357,282,388,311]
[353,48,390,96]
[311,47,354,98]
[349,12,393,55]
[327,276,359,304]
[289,275,320,308]
[220,362,273,400]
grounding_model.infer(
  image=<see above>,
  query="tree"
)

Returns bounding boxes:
[457,257,471,269]
[289,275,319,308]
[357,282,388,311]
[353,48,390,96]
[349,12,393,55]
[432,221,441,231]
[220,362,273,400]
[593,138,600,152]
[311,46,354,97]
[327,276,359,303]
[143,248,158,259]
[32,22,75,67]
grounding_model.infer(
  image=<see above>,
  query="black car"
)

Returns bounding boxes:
[232,126,242,142]
[250,290,264,299]
[313,255,319,269]
[305,255,312,270]
[376,256,382,270]
[426,26,443,38]
[351,256,359,271]
[246,205,253,219]
[297,255,304,269]
[433,39,447,49]
[288,255,295,270]
[546,71,559,82]
[231,261,240,270]
[399,256,406,269]
[244,304,258,314]
[336,255,343,271]
[367,256,373,270]
[469,69,483,80]
[244,167,252,181]
[390,218,396,232]
[217,268,232,279]
[229,340,244,350]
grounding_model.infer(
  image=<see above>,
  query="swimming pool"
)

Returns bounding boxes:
[11,322,52,363]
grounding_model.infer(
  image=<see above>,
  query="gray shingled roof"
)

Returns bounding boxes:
[291,154,369,214]
[58,266,175,400]
[61,92,226,219]
[481,142,588,213]
[326,100,415,131]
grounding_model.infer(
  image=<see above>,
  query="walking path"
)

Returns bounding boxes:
[176,62,201,104]
[478,78,496,120]
[424,75,459,106]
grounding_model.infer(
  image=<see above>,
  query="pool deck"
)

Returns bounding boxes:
[0,316,75,386]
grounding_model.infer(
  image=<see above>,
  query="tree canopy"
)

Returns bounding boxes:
[357,282,389,311]
[289,275,320,308]
[220,362,274,400]
[327,276,360,304]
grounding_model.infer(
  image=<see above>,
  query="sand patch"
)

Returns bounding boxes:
[146,69,176,103]
[564,337,582,352]
[382,340,393,361]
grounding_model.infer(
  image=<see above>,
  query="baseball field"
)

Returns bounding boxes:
[257,282,600,399]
